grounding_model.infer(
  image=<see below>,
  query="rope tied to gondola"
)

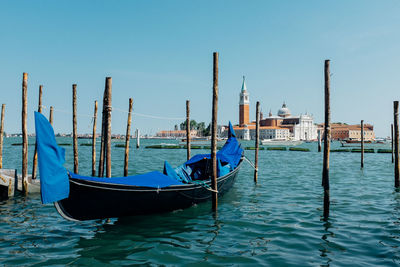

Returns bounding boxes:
[190,180,218,193]
[243,155,258,171]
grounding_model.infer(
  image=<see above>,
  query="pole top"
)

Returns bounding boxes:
[23,73,28,79]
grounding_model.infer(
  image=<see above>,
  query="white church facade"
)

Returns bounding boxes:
[228,77,318,141]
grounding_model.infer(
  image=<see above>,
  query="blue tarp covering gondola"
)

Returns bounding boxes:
[34,112,70,204]
[69,171,183,187]
[185,121,242,167]
[35,112,184,204]
[36,113,241,203]
[171,122,243,182]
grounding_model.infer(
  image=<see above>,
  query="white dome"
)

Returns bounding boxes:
[277,103,291,117]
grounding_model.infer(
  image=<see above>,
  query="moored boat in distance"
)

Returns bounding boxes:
[342,139,373,144]
[179,136,224,146]
[341,138,371,147]
[261,138,303,146]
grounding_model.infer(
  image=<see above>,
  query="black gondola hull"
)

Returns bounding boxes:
[56,160,242,221]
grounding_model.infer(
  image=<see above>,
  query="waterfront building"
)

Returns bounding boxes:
[156,130,198,138]
[233,125,290,140]
[319,123,375,141]
[239,76,250,127]
[227,77,318,141]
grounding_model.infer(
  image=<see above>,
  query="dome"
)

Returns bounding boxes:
[277,103,291,118]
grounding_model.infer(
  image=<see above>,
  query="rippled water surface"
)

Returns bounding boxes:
[1,137,399,266]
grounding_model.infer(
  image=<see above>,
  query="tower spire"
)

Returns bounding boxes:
[241,76,247,92]
[239,75,250,126]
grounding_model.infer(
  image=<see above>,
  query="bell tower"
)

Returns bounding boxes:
[239,76,250,126]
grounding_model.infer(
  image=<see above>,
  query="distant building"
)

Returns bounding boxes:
[233,125,290,140]
[227,77,318,141]
[156,130,198,138]
[319,123,375,141]
[239,76,250,127]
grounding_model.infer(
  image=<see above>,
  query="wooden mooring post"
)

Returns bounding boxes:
[72,84,78,174]
[392,124,394,163]
[0,104,5,169]
[361,120,364,168]
[317,129,321,152]
[22,73,28,195]
[32,85,43,179]
[98,83,107,177]
[254,101,260,183]
[105,77,112,178]
[211,52,219,212]
[49,106,54,125]
[136,129,140,148]
[322,60,331,219]
[394,101,399,188]
[92,101,98,176]
[124,98,133,176]
[186,100,191,160]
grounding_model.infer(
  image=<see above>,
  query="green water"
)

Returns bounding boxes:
[0,137,399,266]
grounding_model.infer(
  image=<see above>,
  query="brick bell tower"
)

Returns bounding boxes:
[239,76,250,126]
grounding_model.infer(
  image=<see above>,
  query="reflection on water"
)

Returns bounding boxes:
[0,138,399,265]
[320,220,334,266]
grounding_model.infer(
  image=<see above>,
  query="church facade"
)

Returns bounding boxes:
[227,77,318,141]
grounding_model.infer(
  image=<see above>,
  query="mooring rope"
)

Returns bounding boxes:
[190,180,218,193]
[113,107,185,120]
[243,155,258,171]
[40,105,184,121]
[40,105,93,118]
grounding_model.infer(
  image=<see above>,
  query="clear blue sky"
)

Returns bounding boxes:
[1,0,399,137]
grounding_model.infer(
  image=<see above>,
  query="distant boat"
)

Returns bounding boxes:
[343,139,372,144]
[340,139,385,147]
[261,138,303,146]
[375,138,388,144]
[179,137,224,146]
[181,137,210,142]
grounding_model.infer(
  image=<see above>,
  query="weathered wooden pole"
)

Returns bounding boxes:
[72,84,79,174]
[322,60,331,219]
[394,101,399,188]
[22,73,28,195]
[361,120,364,168]
[0,104,5,169]
[317,129,322,152]
[254,101,260,183]
[391,124,394,163]
[98,86,107,177]
[186,100,191,160]
[32,85,43,179]
[92,101,98,176]
[136,129,140,148]
[49,106,54,125]
[124,98,133,176]
[211,52,219,212]
[105,77,112,178]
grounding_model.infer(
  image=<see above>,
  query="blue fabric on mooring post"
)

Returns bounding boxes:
[228,121,236,138]
[34,112,69,204]
[183,121,243,171]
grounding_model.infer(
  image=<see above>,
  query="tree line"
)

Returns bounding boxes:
[175,120,211,136]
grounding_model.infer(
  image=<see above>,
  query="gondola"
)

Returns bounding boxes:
[35,112,244,221]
